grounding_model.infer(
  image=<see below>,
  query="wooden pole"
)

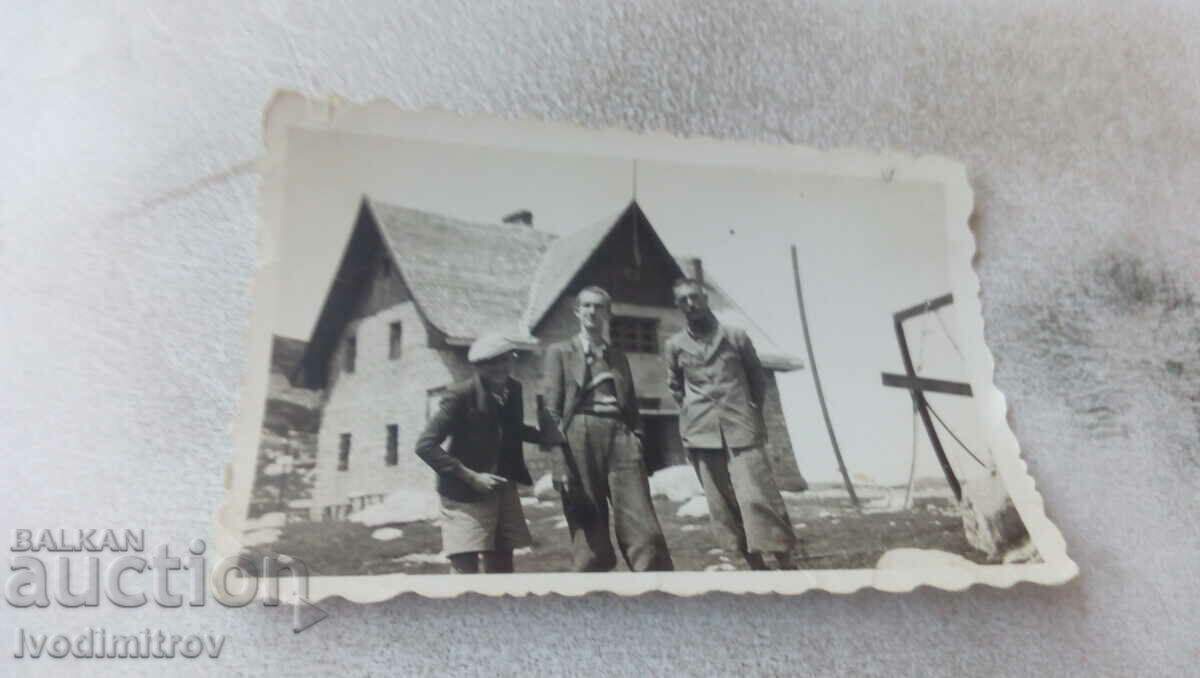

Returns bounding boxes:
[893,313,963,500]
[790,246,859,507]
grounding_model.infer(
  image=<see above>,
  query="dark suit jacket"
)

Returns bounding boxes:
[665,323,768,449]
[414,375,539,502]
[542,336,642,436]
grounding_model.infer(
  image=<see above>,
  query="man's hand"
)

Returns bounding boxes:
[463,470,507,494]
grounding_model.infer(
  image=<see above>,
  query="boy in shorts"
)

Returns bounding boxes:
[414,332,541,573]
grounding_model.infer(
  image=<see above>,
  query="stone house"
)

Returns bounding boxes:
[290,197,807,520]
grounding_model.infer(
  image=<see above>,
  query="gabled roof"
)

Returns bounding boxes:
[368,199,555,343]
[297,197,802,385]
[522,204,631,331]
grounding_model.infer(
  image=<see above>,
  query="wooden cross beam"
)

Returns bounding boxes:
[881,293,972,501]
[881,373,973,397]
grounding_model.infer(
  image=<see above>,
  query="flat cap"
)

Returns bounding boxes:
[468,332,518,364]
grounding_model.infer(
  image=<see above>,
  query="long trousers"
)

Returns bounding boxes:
[689,443,797,555]
[561,413,674,572]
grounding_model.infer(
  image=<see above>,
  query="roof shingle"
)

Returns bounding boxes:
[369,199,555,342]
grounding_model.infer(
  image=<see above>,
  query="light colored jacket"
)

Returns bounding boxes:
[665,323,767,450]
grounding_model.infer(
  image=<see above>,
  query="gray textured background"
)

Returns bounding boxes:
[2,1,1198,676]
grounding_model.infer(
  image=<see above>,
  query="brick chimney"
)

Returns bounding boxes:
[502,209,533,226]
[680,257,705,286]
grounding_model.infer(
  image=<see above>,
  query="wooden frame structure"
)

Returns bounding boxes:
[880,294,973,501]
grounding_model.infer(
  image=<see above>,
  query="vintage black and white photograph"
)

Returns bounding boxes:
[218,95,1074,598]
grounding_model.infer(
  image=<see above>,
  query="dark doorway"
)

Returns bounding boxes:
[641,414,686,472]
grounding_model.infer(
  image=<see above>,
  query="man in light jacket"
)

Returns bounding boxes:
[415,332,540,574]
[665,277,798,570]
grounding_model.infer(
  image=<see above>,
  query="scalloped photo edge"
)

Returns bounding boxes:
[213,92,1076,601]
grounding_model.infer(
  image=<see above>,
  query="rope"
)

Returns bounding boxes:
[903,402,918,509]
[925,402,988,468]
[932,307,963,359]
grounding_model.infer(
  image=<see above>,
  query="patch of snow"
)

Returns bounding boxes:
[1002,539,1039,564]
[706,548,723,555]
[704,563,737,572]
[793,523,808,529]
[875,548,976,570]
[649,466,704,502]
[370,527,404,541]
[349,489,440,527]
[519,496,541,507]
[553,518,569,529]
[818,510,835,518]
[860,488,910,513]
[913,484,956,499]
[851,472,878,485]
[397,553,449,565]
[804,488,859,500]
[533,472,557,500]
[513,547,533,556]
[676,496,710,518]
[241,528,281,547]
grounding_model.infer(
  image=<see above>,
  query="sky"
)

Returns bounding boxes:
[275,128,988,487]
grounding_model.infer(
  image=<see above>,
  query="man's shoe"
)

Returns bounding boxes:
[772,551,798,570]
[744,552,769,570]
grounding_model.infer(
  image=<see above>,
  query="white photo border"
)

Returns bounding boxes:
[214,91,1078,601]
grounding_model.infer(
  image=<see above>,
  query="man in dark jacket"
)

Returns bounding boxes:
[414,332,541,574]
[665,277,798,570]
[542,286,673,572]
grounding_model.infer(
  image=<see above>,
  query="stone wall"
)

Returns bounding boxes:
[311,300,466,518]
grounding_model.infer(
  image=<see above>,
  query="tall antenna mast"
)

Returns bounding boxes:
[631,159,641,268]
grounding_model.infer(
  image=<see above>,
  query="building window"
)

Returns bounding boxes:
[337,433,351,471]
[344,336,356,373]
[389,321,403,360]
[385,424,398,466]
[610,316,659,354]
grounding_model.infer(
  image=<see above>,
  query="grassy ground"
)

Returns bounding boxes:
[248,488,986,577]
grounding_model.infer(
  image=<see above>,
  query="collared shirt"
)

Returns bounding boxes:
[685,320,721,355]
[486,382,510,409]
[578,332,607,361]
[577,332,618,410]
